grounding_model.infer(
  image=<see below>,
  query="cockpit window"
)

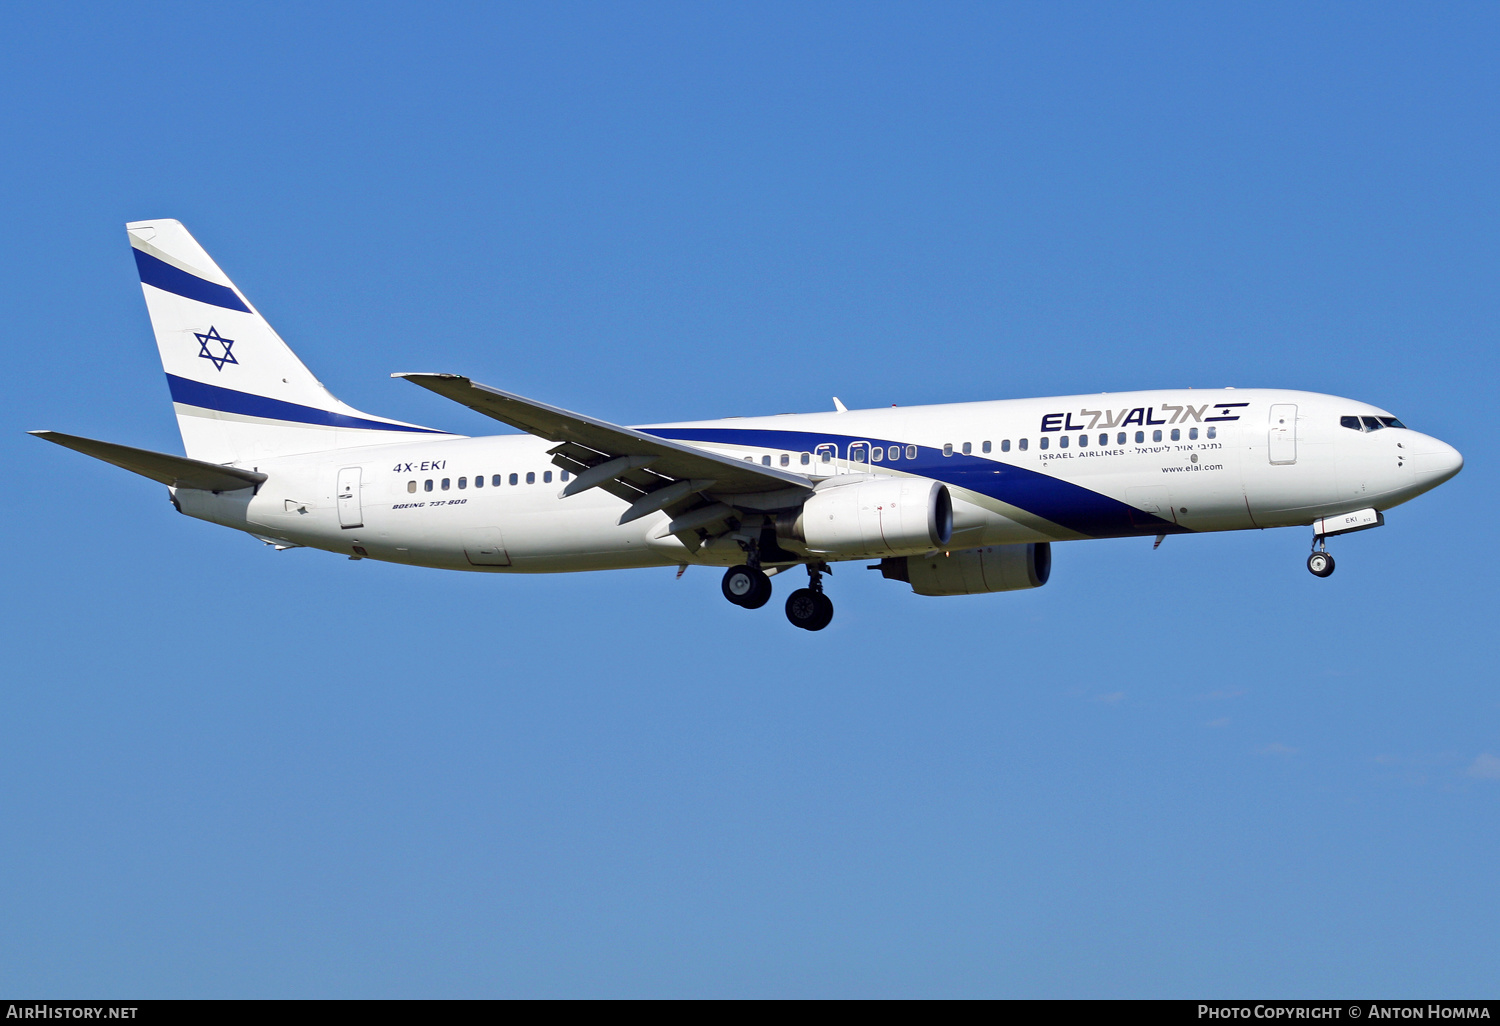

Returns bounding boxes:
[1344,414,1409,432]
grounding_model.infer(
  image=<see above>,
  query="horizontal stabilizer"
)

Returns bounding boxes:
[29,431,267,491]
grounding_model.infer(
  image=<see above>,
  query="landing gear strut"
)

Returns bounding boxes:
[1307,536,1335,578]
[785,562,834,631]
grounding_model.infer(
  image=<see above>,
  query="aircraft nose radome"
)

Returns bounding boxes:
[1412,440,1463,487]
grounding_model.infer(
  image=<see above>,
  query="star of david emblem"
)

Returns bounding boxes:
[194,326,238,371]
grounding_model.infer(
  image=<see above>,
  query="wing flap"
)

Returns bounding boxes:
[395,373,813,499]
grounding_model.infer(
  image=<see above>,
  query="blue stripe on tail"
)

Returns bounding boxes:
[133,248,252,313]
[167,375,447,433]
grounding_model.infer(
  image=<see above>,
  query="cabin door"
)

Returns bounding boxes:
[336,467,363,529]
[1268,404,1297,465]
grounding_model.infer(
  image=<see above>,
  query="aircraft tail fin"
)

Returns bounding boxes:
[127,219,454,464]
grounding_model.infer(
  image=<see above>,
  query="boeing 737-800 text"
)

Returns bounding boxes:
[32,220,1464,630]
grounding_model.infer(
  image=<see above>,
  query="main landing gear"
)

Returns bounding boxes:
[722,564,772,608]
[784,563,834,632]
[720,561,835,631]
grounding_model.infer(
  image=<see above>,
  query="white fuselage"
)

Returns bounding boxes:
[175,388,1462,573]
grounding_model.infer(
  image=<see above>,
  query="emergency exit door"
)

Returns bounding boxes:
[814,443,839,476]
[336,467,363,529]
[1268,404,1297,465]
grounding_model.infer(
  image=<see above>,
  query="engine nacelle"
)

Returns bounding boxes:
[789,477,953,558]
[877,543,1052,596]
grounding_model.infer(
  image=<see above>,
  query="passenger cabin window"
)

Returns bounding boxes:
[475,475,484,488]
[982,440,991,453]
[1152,430,1162,442]
[526,472,536,484]
[905,445,917,459]
[801,453,811,465]
[1135,431,1145,443]
[943,443,953,457]
[424,480,433,492]
[407,481,416,493]
[871,448,882,463]
[1189,428,1198,440]
[1059,436,1068,448]
[458,477,467,489]
[509,473,519,485]
[781,454,790,466]
[1207,427,1217,439]
[1019,438,1028,451]
[1170,429,1180,441]
[1117,432,1126,445]
[962,442,972,455]
[888,446,899,461]
[1039,437,1049,450]
[492,475,502,487]
[560,471,570,481]
[1098,433,1107,446]
[1078,435,1087,447]
[1001,439,1011,452]
[441,478,451,490]
[544,471,553,483]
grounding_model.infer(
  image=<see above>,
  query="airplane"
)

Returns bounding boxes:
[32,220,1464,631]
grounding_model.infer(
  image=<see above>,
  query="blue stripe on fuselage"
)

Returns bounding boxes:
[166,374,448,433]
[133,248,252,312]
[647,426,1186,539]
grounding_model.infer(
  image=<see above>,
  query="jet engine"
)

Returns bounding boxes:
[782,477,952,559]
[876,543,1051,596]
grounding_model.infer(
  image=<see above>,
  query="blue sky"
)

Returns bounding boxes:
[2,2,1495,997]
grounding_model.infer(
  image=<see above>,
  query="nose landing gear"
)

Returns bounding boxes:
[1307,533,1335,578]
[1306,508,1383,576]
[785,562,834,631]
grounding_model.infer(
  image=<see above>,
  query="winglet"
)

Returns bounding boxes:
[832,397,848,413]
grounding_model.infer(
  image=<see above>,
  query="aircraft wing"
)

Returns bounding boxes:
[394,374,813,531]
[30,430,267,491]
